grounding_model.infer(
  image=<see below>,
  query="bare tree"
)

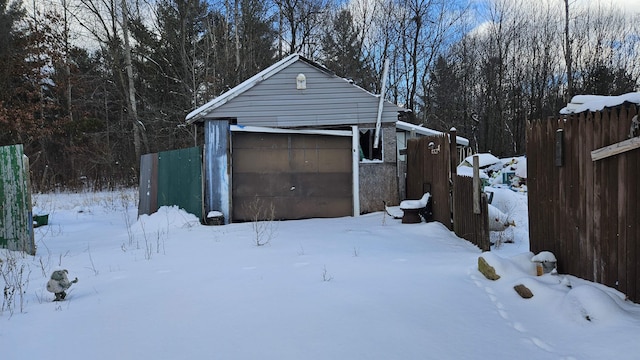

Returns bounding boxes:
[564,0,573,100]
[275,0,329,57]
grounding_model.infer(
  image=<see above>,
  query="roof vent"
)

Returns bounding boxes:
[296,73,306,90]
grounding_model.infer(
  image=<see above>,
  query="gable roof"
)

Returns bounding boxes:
[185,54,403,125]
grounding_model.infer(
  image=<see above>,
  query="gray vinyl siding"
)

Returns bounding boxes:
[205,61,401,127]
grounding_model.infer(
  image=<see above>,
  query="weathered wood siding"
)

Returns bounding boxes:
[406,136,451,228]
[453,175,490,251]
[0,144,35,255]
[206,61,400,127]
[527,105,640,302]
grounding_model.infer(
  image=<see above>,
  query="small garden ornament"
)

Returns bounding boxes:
[46,269,78,301]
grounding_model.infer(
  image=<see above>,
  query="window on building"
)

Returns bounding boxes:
[359,128,383,162]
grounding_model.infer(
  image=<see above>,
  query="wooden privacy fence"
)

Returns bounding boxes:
[406,134,489,250]
[406,135,451,227]
[0,144,36,255]
[527,104,640,302]
[453,175,490,251]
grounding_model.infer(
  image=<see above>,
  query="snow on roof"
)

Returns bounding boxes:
[461,153,501,168]
[559,92,640,115]
[396,120,470,146]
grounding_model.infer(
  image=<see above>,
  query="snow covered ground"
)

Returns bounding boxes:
[2,184,640,359]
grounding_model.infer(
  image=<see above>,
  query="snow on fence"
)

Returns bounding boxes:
[527,104,640,302]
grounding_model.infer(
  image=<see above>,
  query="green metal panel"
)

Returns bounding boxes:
[0,144,35,255]
[157,147,203,220]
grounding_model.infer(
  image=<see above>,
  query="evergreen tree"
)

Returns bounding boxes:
[426,56,466,133]
[321,9,375,91]
[0,0,28,144]
[575,63,637,96]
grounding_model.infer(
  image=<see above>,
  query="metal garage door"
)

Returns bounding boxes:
[232,132,352,221]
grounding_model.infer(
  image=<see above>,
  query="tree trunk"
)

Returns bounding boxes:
[564,0,573,101]
[121,0,148,162]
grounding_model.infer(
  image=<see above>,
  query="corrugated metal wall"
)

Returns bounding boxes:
[138,153,158,217]
[0,144,35,255]
[527,105,640,302]
[138,147,203,221]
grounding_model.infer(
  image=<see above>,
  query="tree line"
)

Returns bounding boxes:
[1,0,638,190]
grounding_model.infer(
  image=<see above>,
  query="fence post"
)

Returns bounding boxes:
[450,128,458,232]
[473,155,481,214]
[449,128,458,176]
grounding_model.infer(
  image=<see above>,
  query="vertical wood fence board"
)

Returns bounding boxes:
[527,105,640,302]
[558,119,568,259]
[453,175,489,251]
[405,139,423,200]
[426,136,451,228]
[626,106,639,299]
[616,141,628,294]
[605,110,619,286]
[594,111,604,283]
[526,120,539,253]
[547,118,558,254]
[584,112,595,281]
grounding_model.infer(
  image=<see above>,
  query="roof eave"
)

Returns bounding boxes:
[185,54,302,124]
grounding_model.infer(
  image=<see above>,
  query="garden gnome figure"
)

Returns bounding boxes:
[46,269,78,301]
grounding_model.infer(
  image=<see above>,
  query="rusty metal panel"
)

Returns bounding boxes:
[0,144,35,255]
[138,153,158,216]
[231,132,352,221]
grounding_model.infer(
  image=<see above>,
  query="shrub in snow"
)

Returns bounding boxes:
[1,251,29,315]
